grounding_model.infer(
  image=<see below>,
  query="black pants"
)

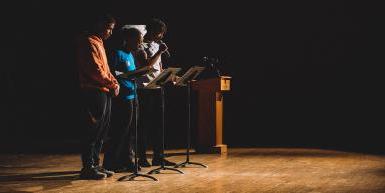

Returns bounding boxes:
[103,97,134,169]
[137,88,162,159]
[80,89,112,168]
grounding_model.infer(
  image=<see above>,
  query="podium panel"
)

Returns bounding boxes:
[192,76,231,154]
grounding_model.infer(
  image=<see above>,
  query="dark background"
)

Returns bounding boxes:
[1,1,383,153]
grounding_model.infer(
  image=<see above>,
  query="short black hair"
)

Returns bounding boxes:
[145,18,167,34]
[94,13,116,26]
[116,27,142,49]
[121,27,142,40]
[87,13,115,31]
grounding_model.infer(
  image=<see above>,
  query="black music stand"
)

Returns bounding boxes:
[117,67,158,181]
[117,66,156,79]
[174,66,208,168]
[146,68,185,175]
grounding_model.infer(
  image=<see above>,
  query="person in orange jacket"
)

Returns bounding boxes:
[76,14,119,180]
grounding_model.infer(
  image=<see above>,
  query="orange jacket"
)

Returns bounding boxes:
[77,34,118,92]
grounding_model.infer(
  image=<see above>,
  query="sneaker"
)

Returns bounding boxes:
[95,166,114,177]
[138,158,151,167]
[80,167,107,180]
[152,158,176,166]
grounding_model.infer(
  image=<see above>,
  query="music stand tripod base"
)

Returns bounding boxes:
[118,173,158,181]
[174,160,208,168]
[148,166,185,174]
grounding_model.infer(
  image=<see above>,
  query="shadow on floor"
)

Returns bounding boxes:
[0,171,80,182]
[0,171,81,193]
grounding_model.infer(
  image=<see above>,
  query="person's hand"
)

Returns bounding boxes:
[172,75,181,85]
[113,84,120,96]
[158,42,168,53]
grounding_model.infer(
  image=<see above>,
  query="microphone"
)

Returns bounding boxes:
[202,56,221,76]
[158,40,171,58]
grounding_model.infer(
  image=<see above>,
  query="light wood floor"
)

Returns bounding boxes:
[1,148,385,193]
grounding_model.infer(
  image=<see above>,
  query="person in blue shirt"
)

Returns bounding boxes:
[103,27,143,172]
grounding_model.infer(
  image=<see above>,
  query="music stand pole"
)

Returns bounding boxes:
[148,85,184,174]
[118,79,158,181]
[175,80,207,168]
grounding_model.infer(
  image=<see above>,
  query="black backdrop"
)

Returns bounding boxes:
[2,1,383,153]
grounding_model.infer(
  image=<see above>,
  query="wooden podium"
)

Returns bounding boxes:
[192,76,231,154]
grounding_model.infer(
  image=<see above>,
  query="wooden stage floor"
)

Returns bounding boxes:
[1,148,385,193]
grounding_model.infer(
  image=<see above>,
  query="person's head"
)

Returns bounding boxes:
[145,18,167,42]
[121,28,143,51]
[91,14,116,40]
